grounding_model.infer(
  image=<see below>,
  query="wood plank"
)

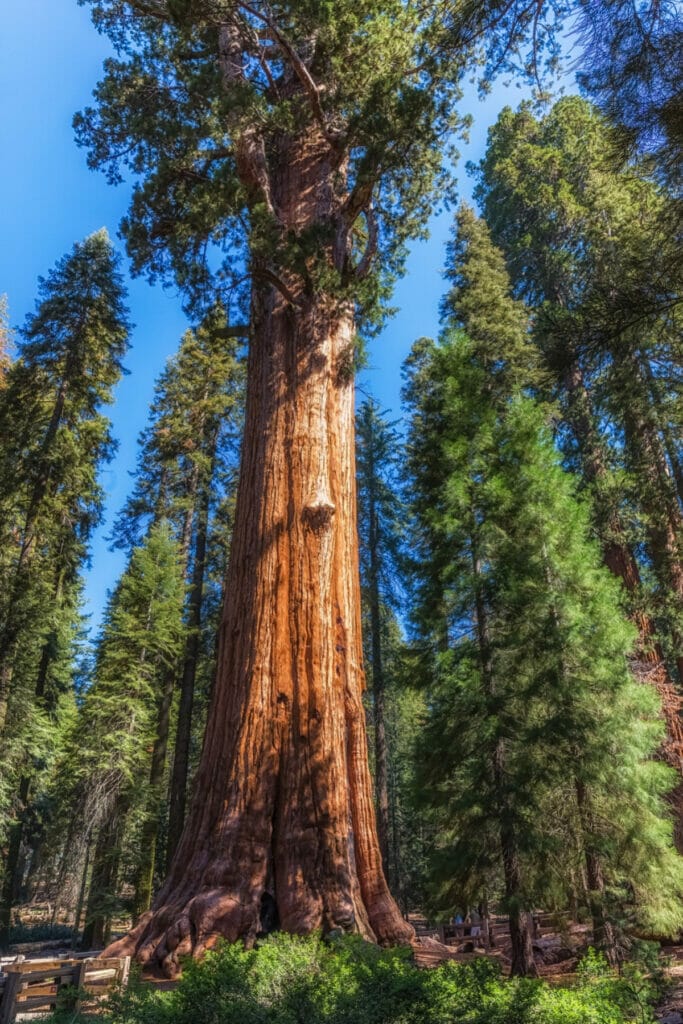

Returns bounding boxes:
[11,968,75,985]
[73,960,88,1014]
[10,994,61,1012]
[15,984,58,999]
[120,956,131,989]
[0,970,22,1024]
[83,969,117,982]
[8,960,74,973]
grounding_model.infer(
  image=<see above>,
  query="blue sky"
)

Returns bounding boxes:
[0,1,572,633]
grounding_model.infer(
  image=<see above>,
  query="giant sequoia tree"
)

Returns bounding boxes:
[81,0,568,971]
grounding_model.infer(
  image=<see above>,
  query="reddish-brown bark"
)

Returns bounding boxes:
[104,131,412,974]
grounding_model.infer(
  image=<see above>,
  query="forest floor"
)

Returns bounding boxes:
[654,944,683,1023]
[5,910,683,1020]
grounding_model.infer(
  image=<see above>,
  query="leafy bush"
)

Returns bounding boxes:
[42,933,661,1024]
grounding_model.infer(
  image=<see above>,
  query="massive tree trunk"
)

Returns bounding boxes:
[104,135,412,974]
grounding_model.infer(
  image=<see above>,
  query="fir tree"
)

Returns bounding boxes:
[356,398,404,887]
[475,96,683,687]
[405,331,683,973]
[60,523,185,948]
[403,209,683,972]
[0,231,130,942]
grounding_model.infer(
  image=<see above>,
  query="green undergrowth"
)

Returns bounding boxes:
[43,933,667,1024]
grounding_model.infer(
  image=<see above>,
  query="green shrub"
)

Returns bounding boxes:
[41,933,661,1024]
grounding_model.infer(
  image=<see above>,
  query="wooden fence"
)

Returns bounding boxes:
[0,954,130,1023]
[415,911,570,947]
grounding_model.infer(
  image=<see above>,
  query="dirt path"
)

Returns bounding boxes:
[656,946,683,1023]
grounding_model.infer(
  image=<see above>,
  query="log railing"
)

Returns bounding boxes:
[0,954,130,1023]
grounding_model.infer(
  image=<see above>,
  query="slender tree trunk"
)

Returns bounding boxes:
[72,840,92,948]
[133,667,176,917]
[640,353,683,507]
[82,810,126,951]
[564,359,683,848]
[575,780,618,963]
[501,829,537,978]
[166,452,215,866]
[104,135,412,973]
[0,775,30,945]
[471,542,536,977]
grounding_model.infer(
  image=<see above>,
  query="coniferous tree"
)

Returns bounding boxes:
[58,523,185,948]
[0,232,130,943]
[356,398,404,888]
[575,0,682,182]
[403,209,683,973]
[110,306,244,885]
[405,330,683,973]
[474,102,683,848]
[474,98,682,671]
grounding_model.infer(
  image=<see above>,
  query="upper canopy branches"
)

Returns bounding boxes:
[76,0,569,322]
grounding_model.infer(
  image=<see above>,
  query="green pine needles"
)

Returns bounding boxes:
[403,208,683,960]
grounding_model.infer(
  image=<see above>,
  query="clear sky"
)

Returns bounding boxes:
[0,1,572,633]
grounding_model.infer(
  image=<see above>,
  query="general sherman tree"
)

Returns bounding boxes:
[78,0,567,973]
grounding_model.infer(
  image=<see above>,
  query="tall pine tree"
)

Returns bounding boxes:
[356,398,404,890]
[0,231,130,943]
[403,209,683,974]
[59,523,185,949]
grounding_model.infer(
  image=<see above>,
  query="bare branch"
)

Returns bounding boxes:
[255,266,303,307]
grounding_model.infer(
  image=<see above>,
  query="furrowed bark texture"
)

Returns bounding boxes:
[105,134,412,974]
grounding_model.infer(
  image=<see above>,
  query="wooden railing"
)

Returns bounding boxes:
[0,954,130,1023]
[414,911,570,947]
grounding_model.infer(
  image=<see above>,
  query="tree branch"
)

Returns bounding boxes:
[255,267,303,308]
[239,2,341,147]
[355,203,379,281]
[218,20,275,214]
